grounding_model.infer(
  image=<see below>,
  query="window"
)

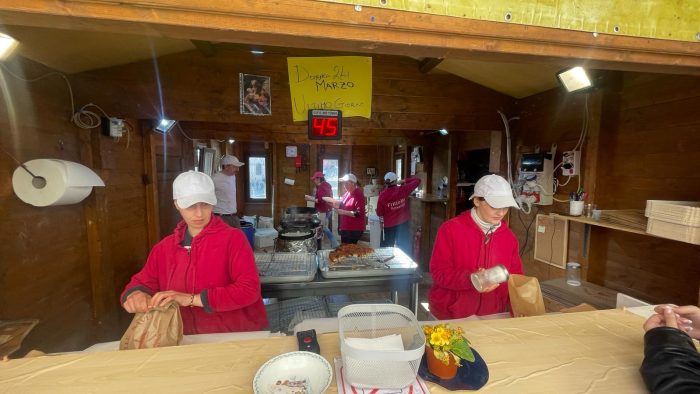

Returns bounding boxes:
[395,157,403,180]
[322,158,339,198]
[248,156,267,200]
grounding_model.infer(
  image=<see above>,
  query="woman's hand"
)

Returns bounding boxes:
[322,196,337,207]
[474,268,500,293]
[304,195,315,202]
[149,290,195,308]
[123,291,152,313]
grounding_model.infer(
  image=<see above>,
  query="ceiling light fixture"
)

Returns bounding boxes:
[227,138,235,144]
[438,128,449,136]
[557,66,592,93]
[0,33,19,60]
[250,50,265,55]
[155,118,176,133]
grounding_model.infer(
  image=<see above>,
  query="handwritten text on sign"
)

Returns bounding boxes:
[287,56,372,121]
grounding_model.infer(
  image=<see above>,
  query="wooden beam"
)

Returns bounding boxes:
[0,1,698,75]
[190,40,217,57]
[142,124,161,249]
[418,57,443,74]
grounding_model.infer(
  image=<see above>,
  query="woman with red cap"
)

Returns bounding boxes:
[305,171,339,248]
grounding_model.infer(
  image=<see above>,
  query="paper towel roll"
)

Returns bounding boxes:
[12,159,105,207]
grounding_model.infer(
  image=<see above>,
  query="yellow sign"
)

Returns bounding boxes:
[287,56,372,121]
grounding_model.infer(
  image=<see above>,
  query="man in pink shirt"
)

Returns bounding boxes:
[375,172,420,254]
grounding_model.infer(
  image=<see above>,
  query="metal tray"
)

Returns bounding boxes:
[318,247,418,278]
[255,252,318,283]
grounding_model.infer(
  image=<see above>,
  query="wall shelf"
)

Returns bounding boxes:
[552,210,649,236]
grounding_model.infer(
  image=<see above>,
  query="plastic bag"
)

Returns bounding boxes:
[120,301,183,350]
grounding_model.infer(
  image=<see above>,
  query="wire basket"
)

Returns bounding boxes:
[338,304,425,389]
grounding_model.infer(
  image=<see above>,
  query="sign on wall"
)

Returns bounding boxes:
[287,56,372,122]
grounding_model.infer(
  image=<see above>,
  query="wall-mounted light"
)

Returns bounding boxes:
[422,128,449,137]
[0,33,19,60]
[155,118,176,133]
[250,50,265,55]
[557,66,592,93]
[227,138,235,144]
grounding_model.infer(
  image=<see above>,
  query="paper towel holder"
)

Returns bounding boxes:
[12,159,105,207]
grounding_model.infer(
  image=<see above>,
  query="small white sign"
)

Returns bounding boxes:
[537,225,546,233]
[285,146,298,157]
[284,178,295,186]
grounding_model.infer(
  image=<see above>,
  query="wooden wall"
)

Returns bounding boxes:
[511,72,700,305]
[0,58,151,354]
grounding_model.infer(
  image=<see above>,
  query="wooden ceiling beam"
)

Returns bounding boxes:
[418,57,444,74]
[190,40,217,57]
[0,1,698,75]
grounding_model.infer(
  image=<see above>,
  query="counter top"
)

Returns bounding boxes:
[410,193,447,203]
[0,309,650,393]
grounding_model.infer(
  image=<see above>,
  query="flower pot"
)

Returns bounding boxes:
[425,345,458,379]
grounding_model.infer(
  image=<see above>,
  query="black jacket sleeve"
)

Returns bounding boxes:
[640,326,700,393]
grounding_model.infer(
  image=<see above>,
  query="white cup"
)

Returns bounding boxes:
[569,200,584,216]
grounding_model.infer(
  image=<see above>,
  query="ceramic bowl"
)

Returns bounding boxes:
[253,351,332,394]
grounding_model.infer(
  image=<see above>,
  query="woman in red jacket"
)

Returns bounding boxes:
[324,173,365,244]
[428,174,523,319]
[121,171,268,334]
[376,172,420,254]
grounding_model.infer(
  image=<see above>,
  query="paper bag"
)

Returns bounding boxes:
[508,274,546,317]
[120,301,183,350]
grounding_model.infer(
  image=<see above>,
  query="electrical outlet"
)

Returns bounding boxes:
[109,118,124,137]
[562,150,580,176]
[101,117,124,137]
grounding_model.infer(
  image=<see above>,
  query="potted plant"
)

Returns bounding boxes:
[423,324,475,379]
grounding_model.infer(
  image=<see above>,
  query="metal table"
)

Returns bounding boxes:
[261,270,422,315]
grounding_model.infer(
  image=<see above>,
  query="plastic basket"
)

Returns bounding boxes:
[338,304,425,389]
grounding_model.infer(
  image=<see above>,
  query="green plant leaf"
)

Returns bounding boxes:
[451,339,475,362]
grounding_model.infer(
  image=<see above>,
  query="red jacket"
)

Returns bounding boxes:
[375,177,421,227]
[121,215,268,334]
[314,181,333,213]
[339,187,366,231]
[428,210,523,319]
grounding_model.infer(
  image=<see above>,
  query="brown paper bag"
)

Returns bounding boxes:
[120,301,183,350]
[508,274,546,317]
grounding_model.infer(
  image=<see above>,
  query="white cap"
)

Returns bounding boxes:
[339,173,358,183]
[384,172,397,183]
[469,174,519,209]
[173,171,217,208]
[221,155,245,167]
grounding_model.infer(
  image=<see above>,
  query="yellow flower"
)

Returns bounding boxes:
[422,323,475,366]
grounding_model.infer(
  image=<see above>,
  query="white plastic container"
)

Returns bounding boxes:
[257,216,274,229]
[368,214,382,248]
[254,228,278,249]
[338,304,425,389]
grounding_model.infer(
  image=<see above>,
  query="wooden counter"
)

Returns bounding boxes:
[0,309,650,393]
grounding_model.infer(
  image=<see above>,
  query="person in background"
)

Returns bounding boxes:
[305,171,340,248]
[324,173,365,244]
[640,304,700,393]
[375,172,420,254]
[121,171,268,334]
[212,155,244,228]
[428,174,523,319]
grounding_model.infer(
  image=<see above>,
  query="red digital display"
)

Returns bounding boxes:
[308,109,342,140]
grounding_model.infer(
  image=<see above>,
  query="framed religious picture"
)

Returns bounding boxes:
[240,73,272,116]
